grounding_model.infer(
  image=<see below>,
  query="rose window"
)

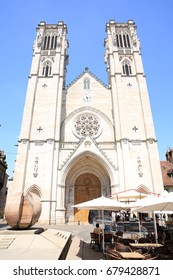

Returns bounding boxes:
[74,115,100,138]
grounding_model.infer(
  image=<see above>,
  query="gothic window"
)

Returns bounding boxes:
[123,64,132,75]
[51,36,54,49]
[50,35,57,49]
[119,34,123,47]
[122,59,132,76]
[42,34,58,50]
[116,34,119,48]
[47,36,50,49]
[43,36,48,49]
[126,34,131,48]
[83,78,90,89]
[116,32,131,48]
[42,61,52,77]
[123,34,127,48]
[43,35,51,49]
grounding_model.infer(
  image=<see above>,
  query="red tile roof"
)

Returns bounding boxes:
[160,161,173,187]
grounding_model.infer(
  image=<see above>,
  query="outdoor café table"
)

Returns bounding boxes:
[129,243,163,249]
[118,252,145,260]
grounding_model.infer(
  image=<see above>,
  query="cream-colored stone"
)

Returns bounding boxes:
[8,20,164,225]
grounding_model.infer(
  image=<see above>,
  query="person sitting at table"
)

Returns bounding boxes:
[92,223,102,250]
[93,223,102,235]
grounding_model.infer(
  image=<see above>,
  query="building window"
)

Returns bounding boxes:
[42,61,52,77]
[43,36,48,49]
[122,60,132,76]
[126,34,130,48]
[83,78,90,89]
[42,35,57,50]
[74,114,100,138]
[123,64,132,76]
[167,169,173,178]
[116,32,131,48]
[119,34,123,47]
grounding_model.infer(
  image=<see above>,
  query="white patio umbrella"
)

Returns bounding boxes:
[130,194,158,209]
[72,195,129,251]
[132,191,173,242]
[134,191,173,212]
[113,189,148,201]
[130,194,159,235]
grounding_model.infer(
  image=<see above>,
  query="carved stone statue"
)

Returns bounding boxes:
[4,192,42,229]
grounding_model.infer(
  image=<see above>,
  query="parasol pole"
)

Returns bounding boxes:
[138,212,141,234]
[102,208,105,252]
[153,212,158,243]
[98,210,101,244]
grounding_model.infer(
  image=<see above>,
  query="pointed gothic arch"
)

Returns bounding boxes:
[122,58,132,75]
[136,185,151,194]
[25,184,42,198]
[42,60,52,77]
[64,152,112,223]
[61,149,114,187]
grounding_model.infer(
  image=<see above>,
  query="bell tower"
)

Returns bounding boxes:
[12,21,69,223]
[104,20,163,194]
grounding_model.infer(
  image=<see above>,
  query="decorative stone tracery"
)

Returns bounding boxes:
[74,114,100,138]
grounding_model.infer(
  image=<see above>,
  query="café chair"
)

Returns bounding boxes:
[115,244,132,252]
[116,231,123,237]
[104,250,123,260]
[164,239,173,246]
[113,241,123,247]
[125,238,135,243]
[89,232,101,249]
[112,235,120,242]
[144,253,158,260]
[146,233,155,242]
[138,237,151,243]
[135,248,150,255]
[104,233,113,243]
[154,245,172,260]
[118,238,130,246]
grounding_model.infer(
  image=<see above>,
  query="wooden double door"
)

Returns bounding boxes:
[74,173,101,223]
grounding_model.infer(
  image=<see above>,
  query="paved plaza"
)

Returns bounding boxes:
[0,220,104,260]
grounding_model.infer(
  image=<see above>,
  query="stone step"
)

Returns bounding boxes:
[0,245,9,249]
[0,238,15,249]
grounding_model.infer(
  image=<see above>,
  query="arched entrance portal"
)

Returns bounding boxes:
[74,173,101,223]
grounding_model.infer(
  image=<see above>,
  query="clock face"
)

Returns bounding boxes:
[83,95,91,102]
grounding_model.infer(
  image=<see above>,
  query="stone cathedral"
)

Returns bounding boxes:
[10,20,164,224]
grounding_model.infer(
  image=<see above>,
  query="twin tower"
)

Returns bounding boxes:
[10,20,163,224]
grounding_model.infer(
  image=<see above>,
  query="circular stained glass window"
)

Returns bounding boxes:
[74,114,101,138]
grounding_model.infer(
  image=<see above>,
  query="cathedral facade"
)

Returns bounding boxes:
[10,20,163,224]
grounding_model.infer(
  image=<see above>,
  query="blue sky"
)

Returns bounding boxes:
[0,0,173,177]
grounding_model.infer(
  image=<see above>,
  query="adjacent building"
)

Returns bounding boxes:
[160,148,173,192]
